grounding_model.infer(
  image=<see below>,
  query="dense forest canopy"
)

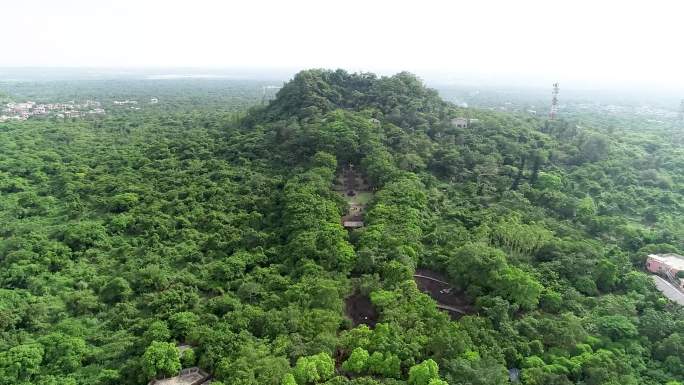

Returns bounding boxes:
[1,69,683,385]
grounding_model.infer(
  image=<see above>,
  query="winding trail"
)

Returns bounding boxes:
[413,274,450,285]
[435,304,467,315]
[413,272,471,317]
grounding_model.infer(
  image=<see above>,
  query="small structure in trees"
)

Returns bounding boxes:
[336,162,372,229]
[451,117,468,128]
[646,253,684,288]
[342,220,364,229]
[148,367,210,385]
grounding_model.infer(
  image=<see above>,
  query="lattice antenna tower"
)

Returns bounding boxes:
[549,82,559,120]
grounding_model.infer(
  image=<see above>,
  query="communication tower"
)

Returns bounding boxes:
[549,82,559,120]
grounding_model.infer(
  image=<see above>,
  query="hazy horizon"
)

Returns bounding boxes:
[3,0,684,92]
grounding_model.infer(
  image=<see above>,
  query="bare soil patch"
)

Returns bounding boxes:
[336,163,372,228]
[345,291,379,327]
[414,268,475,319]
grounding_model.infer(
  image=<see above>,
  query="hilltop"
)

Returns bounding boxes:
[0,69,683,385]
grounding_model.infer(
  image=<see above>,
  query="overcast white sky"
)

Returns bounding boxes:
[3,0,684,89]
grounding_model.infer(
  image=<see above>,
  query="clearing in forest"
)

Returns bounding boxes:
[334,162,372,229]
[413,268,474,319]
[345,291,379,328]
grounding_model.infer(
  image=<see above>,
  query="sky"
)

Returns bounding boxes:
[3,0,684,89]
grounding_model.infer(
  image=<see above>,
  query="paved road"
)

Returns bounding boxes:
[652,275,684,305]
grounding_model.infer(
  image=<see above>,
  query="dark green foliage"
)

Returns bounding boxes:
[1,70,683,385]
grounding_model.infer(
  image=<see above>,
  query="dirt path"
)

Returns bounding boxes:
[436,304,467,315]
[413,269,473,318]
[345,292,378,327]
[338,163,371,228]
[413,274,450,285]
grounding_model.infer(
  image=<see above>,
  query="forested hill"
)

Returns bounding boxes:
[1,69,683,385]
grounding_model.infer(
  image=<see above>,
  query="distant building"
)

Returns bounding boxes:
[64,111,81,118]
[150,97,159,104]
[451,117,468,128]
[113,100,138,105]
[646,254,684,287]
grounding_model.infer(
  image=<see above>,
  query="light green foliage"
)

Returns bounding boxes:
[142,341,181,379]
[61,221,109,251]
[367,352,401,378]
[577,196,597,219]
[282,373,298,385]
[180,348,196,367]
[169,311,200,340]
[0,344,43,384]
[490,216,553,256]
[536,172,563,190]
[408,359,440,385]
[596,315,638,341]
[38,332,87,373]
[108,192,139,212]
[342,347,369,373]
[144,320,171,345]
[212,341,289,385]
[292,352,335,385]
[522,356,545,368]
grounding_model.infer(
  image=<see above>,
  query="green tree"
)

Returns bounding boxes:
[144,320,171,345]
[39,333,87,373]
[282,373,297,385]
[0,344,44,385]
[142,341,181,379]
[292,352,335,385]
[180,348,196,367]
[342,347,369,374]
[100,277,132,303]
[408,359,440,385]
[169,311,200,340]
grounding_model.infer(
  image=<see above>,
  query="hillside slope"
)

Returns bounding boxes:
[0,70,683,385]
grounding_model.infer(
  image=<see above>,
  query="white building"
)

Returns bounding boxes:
[451,117,468,128]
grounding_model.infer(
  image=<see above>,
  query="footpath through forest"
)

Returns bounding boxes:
[335,163,372,229]
[337,165,474,325]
